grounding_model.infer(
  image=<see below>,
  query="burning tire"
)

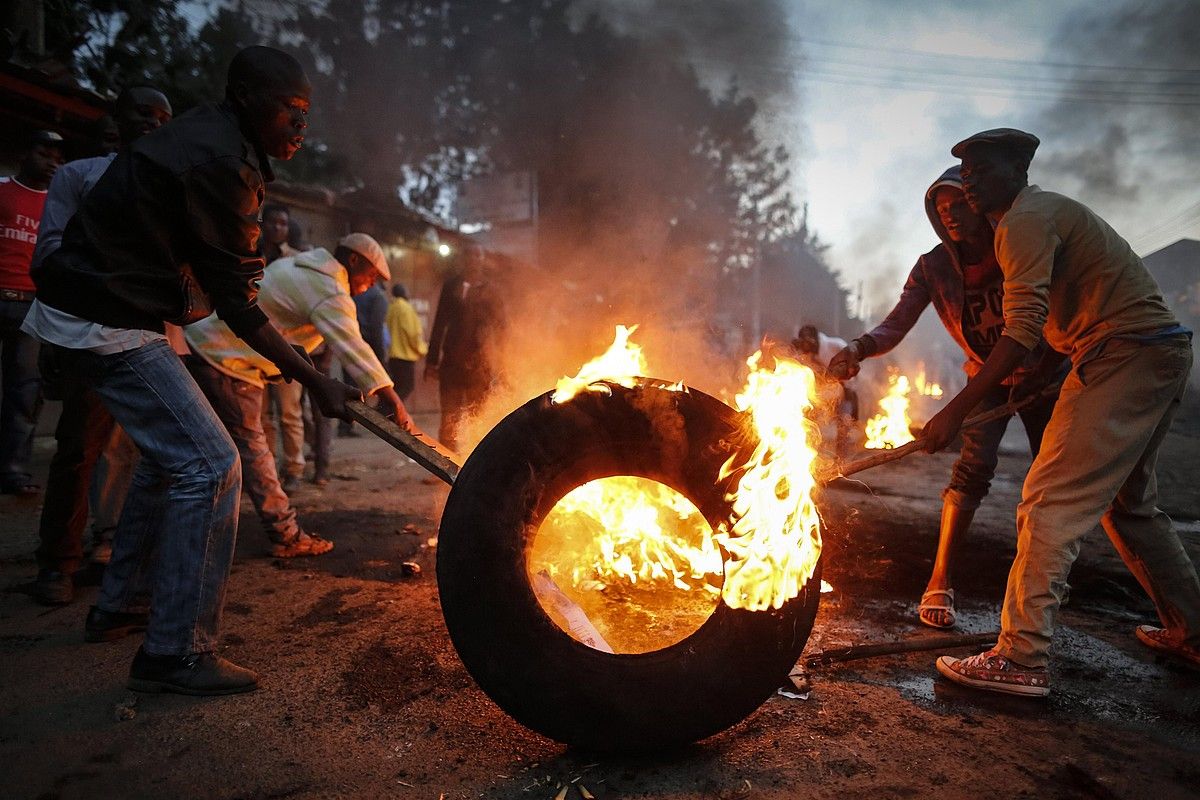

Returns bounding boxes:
[437,381,822,752]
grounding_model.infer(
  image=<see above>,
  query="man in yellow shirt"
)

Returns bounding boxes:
[384,284,428,401]
[924,128,1199,695]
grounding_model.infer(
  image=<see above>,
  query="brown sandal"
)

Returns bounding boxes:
[271,531,334,558]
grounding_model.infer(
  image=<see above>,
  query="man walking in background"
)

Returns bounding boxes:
[385,283,427,401]
[425,244,506,450]
[0,130,63,496]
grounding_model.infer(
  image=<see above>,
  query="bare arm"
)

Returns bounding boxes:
[239,321,361,419]
[921,335,1029,452]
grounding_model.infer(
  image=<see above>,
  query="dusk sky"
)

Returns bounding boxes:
[189,1,1199,319]
[759,0,1200,317]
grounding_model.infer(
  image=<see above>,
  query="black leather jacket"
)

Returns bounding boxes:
[33,101,271,338]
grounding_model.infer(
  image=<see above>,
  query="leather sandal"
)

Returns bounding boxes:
[919,588,956,629]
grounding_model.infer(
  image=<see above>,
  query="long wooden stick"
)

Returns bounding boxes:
[346,400,461,485]
[821,382,1063,483]
[803,631,999,668]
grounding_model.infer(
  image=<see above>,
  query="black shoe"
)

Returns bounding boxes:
[33,569,73,606]
[85,605,149,643]
[128,647,259,695]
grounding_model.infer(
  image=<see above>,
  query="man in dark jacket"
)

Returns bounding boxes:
[24,46,358,696]
[828,165,1065,630]
[425,244,506,450]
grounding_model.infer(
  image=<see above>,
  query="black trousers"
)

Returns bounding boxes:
[35,345,117,573]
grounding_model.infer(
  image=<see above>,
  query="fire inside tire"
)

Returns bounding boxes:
[437,381,822,752]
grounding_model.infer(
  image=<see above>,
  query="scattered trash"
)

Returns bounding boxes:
[114,695,138,721]
[777,667,812,700]
[401,561,422,577]
[531,571,614,653]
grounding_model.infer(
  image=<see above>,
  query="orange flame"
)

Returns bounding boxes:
[545,476,723,593]
[552,324,646,404]
[714,352,824,611]
[544,331,824,616]
[864,370,916,449]
[914,362,944,397]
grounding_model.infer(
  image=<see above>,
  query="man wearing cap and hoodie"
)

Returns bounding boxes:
[185,232,411,558]
[922,128,1199,695]
[828,165,1064,630]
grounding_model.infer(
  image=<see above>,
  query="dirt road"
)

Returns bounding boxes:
[2,404,1199,799]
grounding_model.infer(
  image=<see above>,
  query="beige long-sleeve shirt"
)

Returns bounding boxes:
[996,185,1178,360]
[185,248,392,392]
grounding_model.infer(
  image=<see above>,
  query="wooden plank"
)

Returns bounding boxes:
[345,400,461,485]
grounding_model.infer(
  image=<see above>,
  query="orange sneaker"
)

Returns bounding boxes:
[1135,625,1200,670]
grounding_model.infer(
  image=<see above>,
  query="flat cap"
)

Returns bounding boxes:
[338,232,390,281]
[951,128,1040,161]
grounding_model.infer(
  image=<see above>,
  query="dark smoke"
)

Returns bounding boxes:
[1035,1,1200,211]
[572,0,799,100]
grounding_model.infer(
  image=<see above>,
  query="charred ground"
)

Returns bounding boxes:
[1,401,1198,799]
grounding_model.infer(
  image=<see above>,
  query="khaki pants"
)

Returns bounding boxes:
[262,380,305,479]
[998,336,1199,667]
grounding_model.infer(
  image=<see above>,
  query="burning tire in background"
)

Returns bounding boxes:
[437,381,822,752]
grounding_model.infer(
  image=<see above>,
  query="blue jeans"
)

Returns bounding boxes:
[68,340,241,656]
[0,299,42,487]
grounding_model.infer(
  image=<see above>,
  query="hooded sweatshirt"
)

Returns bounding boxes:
[185,247,391,393]
[859,165,1049,384]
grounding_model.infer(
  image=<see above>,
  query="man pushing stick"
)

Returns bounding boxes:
[924,128,1199,696]
[26,46,359,695]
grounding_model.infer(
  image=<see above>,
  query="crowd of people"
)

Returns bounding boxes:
[0,46,509,695]
[1,44,1195,702]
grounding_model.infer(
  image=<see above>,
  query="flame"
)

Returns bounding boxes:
[552,324,647,403]
[537,331,824,638]
[864,370,916,449]
[714,352,824,611]
[914,362,944,397]
[545,476,723,593]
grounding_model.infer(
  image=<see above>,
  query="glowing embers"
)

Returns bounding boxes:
[715,352,823,612]
[864,369,917,449]
[528,476,722,654]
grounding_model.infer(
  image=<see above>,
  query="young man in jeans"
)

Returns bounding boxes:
[924,129,1199,695]
[26,47,358,695]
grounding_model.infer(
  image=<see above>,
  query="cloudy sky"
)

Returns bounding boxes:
[735,0,1200,318]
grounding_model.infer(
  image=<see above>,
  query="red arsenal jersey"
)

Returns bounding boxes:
[0,176,48,292]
